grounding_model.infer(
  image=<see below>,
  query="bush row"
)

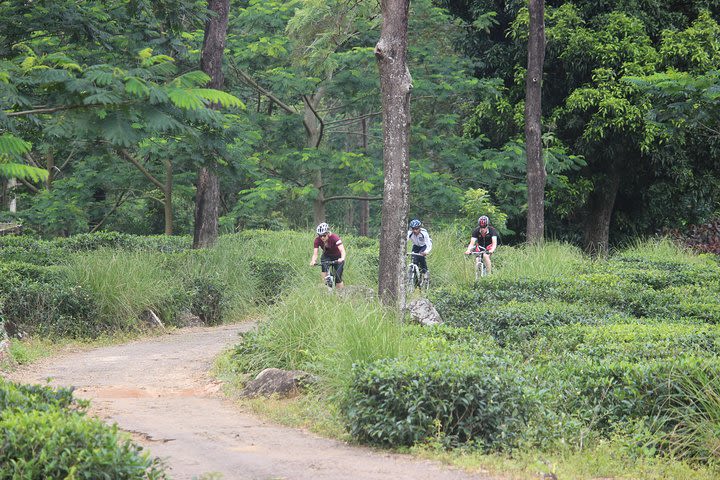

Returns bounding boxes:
[0,379,166,479]
[345,351,532,450]
[0,231,192,265]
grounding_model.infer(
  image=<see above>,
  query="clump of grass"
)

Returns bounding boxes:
[65,249,176,330]
[616,237,708,266]
[236,287,407,393]
[665,369,720,463]
[492,241,586,280]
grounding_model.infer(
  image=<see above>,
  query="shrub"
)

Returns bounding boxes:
[248,257,295,304]
[545,356,720,435]
[0,409,167,479]
[188,275,227,326]
[345,352,532,450]
[0,379,76,412]
[1,278,101,338]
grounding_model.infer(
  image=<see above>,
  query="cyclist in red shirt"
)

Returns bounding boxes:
[464,215,498,274]
[310,223,346,289]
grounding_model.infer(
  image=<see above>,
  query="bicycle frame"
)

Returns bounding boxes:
[407,252,429,293]
[316,260,339,291]
[469,248,488,280]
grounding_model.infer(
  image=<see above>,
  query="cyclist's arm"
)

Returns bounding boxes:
[338,243,346,263]
[310,247,320,266]
[465,237,477,254]
[423,229,432,255]
[488,236,498,253]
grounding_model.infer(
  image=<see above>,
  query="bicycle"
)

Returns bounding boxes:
[406,252,430,293]
[468,247,489,280]
[315,259,340,291]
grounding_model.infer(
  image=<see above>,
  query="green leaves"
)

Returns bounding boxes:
[167,88,245,110]
[0,134,31,157]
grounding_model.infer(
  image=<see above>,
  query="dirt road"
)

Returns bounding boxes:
[11,324,497,480]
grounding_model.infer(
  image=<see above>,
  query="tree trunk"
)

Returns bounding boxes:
[193,0,229,249]
[46,151,54,190]
[304,90,326,225]
[359,117,370,236]
[164,159,174,235]
[7,178,17,213]
[194,167,220,248]
[583,166,621,257]
[525,0,546,245]
[375,0,412,308]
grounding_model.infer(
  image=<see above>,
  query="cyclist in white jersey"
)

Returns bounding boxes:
[407,219,432,280]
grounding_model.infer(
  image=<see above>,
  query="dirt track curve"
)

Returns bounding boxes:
[10,323,498,480]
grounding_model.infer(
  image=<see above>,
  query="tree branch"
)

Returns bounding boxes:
[324,111,381,126]
[229,63,296,114]
[17,177,39,193]
[90,191,130,233]
[324,195,382,202]
[117,149,166,191]
[303,94,325,148]
[6,103,107,117]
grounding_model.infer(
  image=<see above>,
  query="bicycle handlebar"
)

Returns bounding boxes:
[407,252,426,257]
[314,260,341,266]
[467,247,488,255]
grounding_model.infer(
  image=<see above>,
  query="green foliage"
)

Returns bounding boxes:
[0,378,167,478]
[0,262,101,338]
[187,275,227,327]
[0,388,167,479]
[0,380,75,413]
[345,351,532,449]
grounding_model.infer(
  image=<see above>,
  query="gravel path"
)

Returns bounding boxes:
[10,324,498,480]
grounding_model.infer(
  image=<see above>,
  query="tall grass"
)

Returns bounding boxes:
[665,369,720,463]
[615,237,710,266]
[65,249,176,330]
[243,287,407,392]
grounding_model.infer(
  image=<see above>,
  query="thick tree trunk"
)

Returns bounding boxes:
[375,0,412,308]
[194,167,220,248]
[525,0,546,245]
[193,0,229,249]
[164,159,173,235]
[583,166,621,257]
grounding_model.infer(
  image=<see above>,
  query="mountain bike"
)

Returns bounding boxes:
[407,252,430,294]
[468,247,488,280]
[315,260,340,291]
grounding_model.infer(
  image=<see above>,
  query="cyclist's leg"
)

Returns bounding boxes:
[334,258,345,288]
[320,254,331,285]
[483,252,492,275]
[413,245,428,274]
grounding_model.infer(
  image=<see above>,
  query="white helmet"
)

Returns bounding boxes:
[316,222,330,235]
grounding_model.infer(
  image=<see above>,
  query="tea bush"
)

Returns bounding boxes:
[0,379,167,479]
[0,380,75,412]
[345,352,532,450]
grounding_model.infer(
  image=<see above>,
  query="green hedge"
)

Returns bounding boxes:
[545,356,720,435]
[0,380,166,479]
[0,261,100,338]
[345,352,532,449]
[0,232,191,266]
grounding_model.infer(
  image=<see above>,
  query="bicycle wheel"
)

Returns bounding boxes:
[325,265,335,290]
[421,270,430,293]
[407,264,418,291]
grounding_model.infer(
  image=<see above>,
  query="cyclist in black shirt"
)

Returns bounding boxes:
[464,215,498,274]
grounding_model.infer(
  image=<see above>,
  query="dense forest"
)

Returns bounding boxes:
[2,0,718,251]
